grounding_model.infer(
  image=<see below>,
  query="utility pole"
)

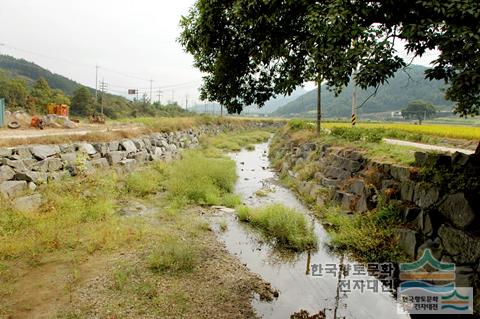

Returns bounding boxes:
[185,95,189,111]
[156,89,162,105]
[351,71,357,127]
[99,78,107,117]
[316,77,322,135]
[95,65,99,102]
[149,79,153,104]
[0,43,5,56]
[221,105,223,117]
[171,90,175,105]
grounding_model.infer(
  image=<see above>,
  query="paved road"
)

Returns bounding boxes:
[383,138,475,155]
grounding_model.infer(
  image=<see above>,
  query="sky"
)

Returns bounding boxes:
[0,0,439,105]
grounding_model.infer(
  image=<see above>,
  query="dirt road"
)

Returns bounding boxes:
[383,138,474,155]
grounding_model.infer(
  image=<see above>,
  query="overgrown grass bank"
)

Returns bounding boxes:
[236,204,317,251]
[319,203,408,263]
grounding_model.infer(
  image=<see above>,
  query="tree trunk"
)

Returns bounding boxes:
[316,78,322,135]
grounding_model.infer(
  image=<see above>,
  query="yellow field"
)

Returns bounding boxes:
[322,122,480,140]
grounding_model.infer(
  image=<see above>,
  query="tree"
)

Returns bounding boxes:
[0,78,28,110]
[30,78,53,113]
[179,0,480,117]
[71,86,94,116]
[402,100,436,124]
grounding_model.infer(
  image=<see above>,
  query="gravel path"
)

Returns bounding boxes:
[383,138,475,154]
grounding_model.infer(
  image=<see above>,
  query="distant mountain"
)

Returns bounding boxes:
[273,65,453,118]
[190,87,307,115]
[0,54,87,95]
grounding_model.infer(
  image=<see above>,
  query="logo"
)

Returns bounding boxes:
[397,249,473,315]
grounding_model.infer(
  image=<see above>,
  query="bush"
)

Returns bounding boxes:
[236,204,317,251]
[288,119,314,130]
[148,238,198,273]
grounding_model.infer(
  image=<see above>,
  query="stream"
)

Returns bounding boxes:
[209,142,410,319]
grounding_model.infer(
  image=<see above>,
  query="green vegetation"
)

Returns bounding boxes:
[148,238,199,273]
[320,203,408,263]
[200,129,272,152]
[236,204,317,251]
[401,100,437,124]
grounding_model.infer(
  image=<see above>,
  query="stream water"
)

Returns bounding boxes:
[209,142,410,319]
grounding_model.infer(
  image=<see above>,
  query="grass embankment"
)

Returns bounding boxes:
[0,128,274,318]
[319,204,408,263]
[236,204,317,251]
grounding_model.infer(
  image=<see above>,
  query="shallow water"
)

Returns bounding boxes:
[209,142,409,319]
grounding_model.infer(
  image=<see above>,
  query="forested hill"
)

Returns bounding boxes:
[0,55,86,95]
[273,64,453,118]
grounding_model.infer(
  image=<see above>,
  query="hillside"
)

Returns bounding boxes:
[273,65,454,118]
[0,55,87,95]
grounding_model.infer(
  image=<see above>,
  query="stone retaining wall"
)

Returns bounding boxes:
[0,121,277,210]
[272,136,480,311]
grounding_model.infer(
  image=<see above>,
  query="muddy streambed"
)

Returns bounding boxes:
[209,142,409,319]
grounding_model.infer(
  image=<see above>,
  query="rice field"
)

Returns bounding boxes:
[322,122,480,140]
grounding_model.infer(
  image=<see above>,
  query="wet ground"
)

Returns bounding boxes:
[209,142,409,319]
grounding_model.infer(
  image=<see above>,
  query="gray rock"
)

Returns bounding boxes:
[60,144,75,153]
[120,140,137,154]
[0,180,28,198]
[151,147,163,161]
[390,165,411,181]
[395,228,420,258]
[12,194,42,212]
[133,151,148,162]
[321,177,340,188]
[438,224,480,264]
[108,141,120,151]
[92,143,108,156]
[28,182,37,191]
[0,148,13,157]
[2,159,27,171]
[78,143,97,155]
[414,184,440,208]
[60,152,77,163]
[0,165,15,182]
[348,179,365,195]
[45,158,63,172]
[14,171,47,184]
[91,158,110,168]
[15,147,32,159]
[452,152,470,167]
[106,151,126,165]
[455,266,475,288]
[417,239,442,261]
[414,152,428,167]
[438,193,476,229]
[30,145,60,160]
[400,180,415,202]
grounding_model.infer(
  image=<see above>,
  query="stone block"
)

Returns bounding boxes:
[400,180,415,202]
[438,224,480,264]
[0,180,27,198]
[30,145,60,160]
[0,165,15,182]
[106,151,126,165]
[395,228,420,258]
[414,184,440,208]
[120,140,137,154]
[108,141,120,151]
[390,165,411,181]
[0,148,13,157]
[348,179,365,195]
[77,143,97,156]
[438,193,476,229]
[91,158,110,169]
[14,171,48,184]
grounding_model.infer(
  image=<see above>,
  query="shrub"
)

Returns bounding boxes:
[236,204,317,251]
[288,119,314,130]
[148,238,198,273]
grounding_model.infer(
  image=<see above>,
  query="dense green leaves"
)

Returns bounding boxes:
[179,0,480,116]
[401,100,436,124]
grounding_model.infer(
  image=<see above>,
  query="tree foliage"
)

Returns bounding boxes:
[402,100,436,124]
[179,0,480,116]
[71,86,95,116]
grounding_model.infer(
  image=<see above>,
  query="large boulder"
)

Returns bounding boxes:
[395,228,421,258]
[106,151,126,165]
[438,193,476,229]
[0,165,15,182]
[77,143,97,156]
[438,225,480,264]
[0,148,12,157]
[91,158,110,169]
[14,171,48,184]
[30,145,60,160]
[0,180,28,198]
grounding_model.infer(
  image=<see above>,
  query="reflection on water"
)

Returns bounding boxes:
[209,142,409,319]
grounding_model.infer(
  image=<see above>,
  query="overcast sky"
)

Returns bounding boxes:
[0,0,438,105]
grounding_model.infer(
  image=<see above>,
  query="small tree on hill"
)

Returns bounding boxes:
[30,78,53,113]
[402,100,436,125]
[71,86,94,117]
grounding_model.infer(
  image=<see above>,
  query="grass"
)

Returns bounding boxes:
[147,238,199,274]
[200,129,272,152]
[236,204,317,251]
[320,203,408,263]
